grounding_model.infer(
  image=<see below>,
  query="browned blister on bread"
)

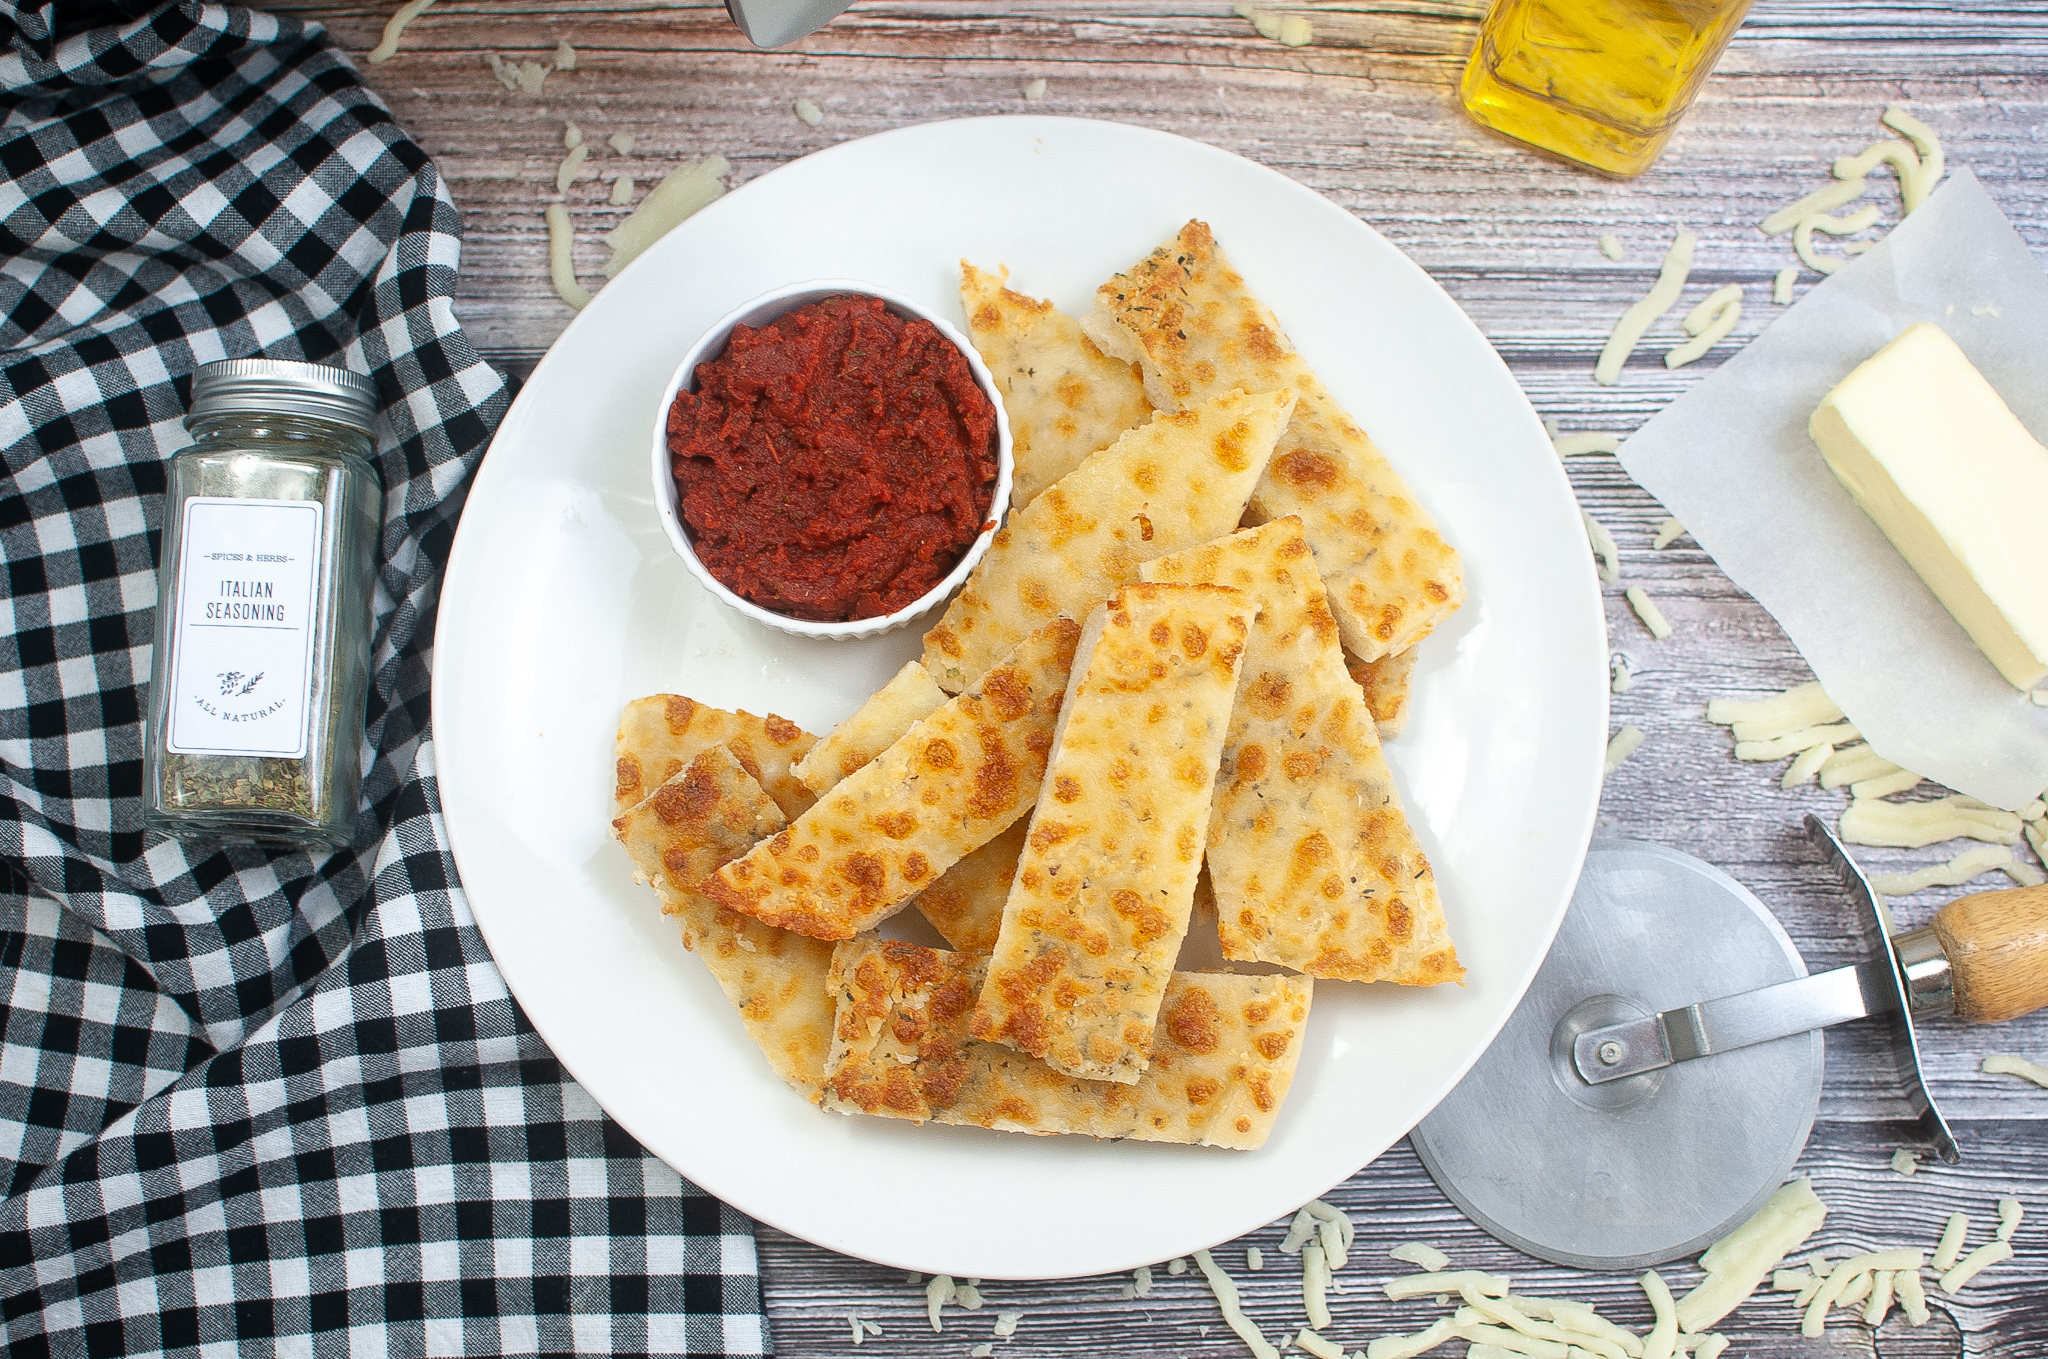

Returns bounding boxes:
[824,938,1312,1149]
[703,617,1083,940]
[1347,643,1418,739]
[920,386,1293,694]
[612,694,817,821]
[971,583,1254,1083]
[960,261,1153,508]
[613,746,836,1098]
[1142,520,1462,986]
[1084,220,1464,662]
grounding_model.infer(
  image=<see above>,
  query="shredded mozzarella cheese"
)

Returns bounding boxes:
[1850,767,1922,799]
[1818,745,1899,789]
[1707,682,1841,730]
[1666,285,1742,369]
[1998,1198,2024,1241]
[1626,586,1672,639]
[1940,1239,2012,1293]
[1984,1052,2048,1087]
[367,0,439,63]
[794,97,824,127]
[1870,845,2015,896]
[1605,726,1646,774]
[1638,1271,1676,1359]
[1881,106,1945,208]
[926,1274,953,1331]
[1611,654,1635,695]
[1390,1243,1450,1272]
[602,155,729,278]
[1761,177,1867,237]
[1861,1270,1895,1324]
[610,176,636,206]
[1302,1243,1333,1331]
[1599,234,1625,261]
[544,204,592,310]
[1385,1271,1509,1302]
[1651,517,1686,550]
[1735,722,1858,762]
[1894,1268,1930,1325]
[1933,1213,1971,1270]
[1583,510,1620,584]
[1783,741,1833,789]
[1890,1147,1919,1176]
[1366,1317,1457,1359]
[554,40,578,70]
[1773,266,1796,304]
[1194,1249,1279,1359]
[1297,1330,1347,1359]
[1554,432,1622,457]
[556,144,589,194]
[1023,78,1048,99]
[1246,1247,1263,1272]
[564,120,584,150]
[1677,1179,1828,1332]
[1840,796,2023,849]
[1278,15,1314,45]
[1595,232,1696,385]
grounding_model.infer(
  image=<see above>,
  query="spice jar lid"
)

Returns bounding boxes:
[187,358,380,434]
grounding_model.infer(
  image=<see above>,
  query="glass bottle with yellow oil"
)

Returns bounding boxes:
[1460,0,1755,177]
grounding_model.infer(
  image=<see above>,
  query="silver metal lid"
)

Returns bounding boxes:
[187,358,379,434]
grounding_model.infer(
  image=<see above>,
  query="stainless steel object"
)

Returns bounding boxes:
[1409,839,1826,1270]
[724,0,857,47]
[1571,814,1959,1161]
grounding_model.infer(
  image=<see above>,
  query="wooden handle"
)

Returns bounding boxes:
[1932,883,2048,1024]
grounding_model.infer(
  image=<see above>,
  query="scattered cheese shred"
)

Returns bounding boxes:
[1612,654,1636,695]
[926,1274,953,1332]
[1792,203,1882,275]
[1850,767,1922,800]
[1997,1198,2023,1242]
[1391,1243,1451,1272]
[1881,105,1945,208]
[1133,1265,1153,1297]
[1869,844,2015,896]
[1890,1148,1919,1176]
[847,1316,864,1346]
[610,176,636,206]
[367,0,439,63]
[1526,1300,1641,1358]
[1278,14,1314,45]
[1894,1268,1931,1325]
[1599,234,1625,261]
[2027,817,2048,868]
[1306,1201,1355,1265]
[1302,1243,1333,1331]
[1595,231,1697,385]
[1385,1272,1509,1303]
[1803,1250,1923,1336]
[1839,796,2023,849]
[556,143,589,194]
[564,120,584,150]
[1280,1207,1318,1255]
[1168,1257,1188,1275]
[970,1346,993,1359]
[1626,586,1672,639]
[1638,1272,1677,1359]
[1665,285,1742,369]
[1933,1213,1970,1269]
[1583,510,1620,585]
[1297,1330,1347,1359]
[554,39,578,70]
[1861,1270,1895,1324]
[1246,1247,1263,1272]
[1782,741,1833,789]
[1939,1239,2012,1293]
[1605,725,1646,774]
[994,1311,1022,1338]
[1707,681,1841,730]
[1984,1053,2048,1087]
[1554,432,1622,457]
[1818,744,1898,789]
[602,155,729,278]
[1023,78,1048,100]
[1652,517,1686,550]
[1761,177,1866,237]
[1693,1335,1728,1359]
[609,131,636,154]
[1735,722,1859,761]
[1193,1249,1279,1359]
[544,204,592,310]
[1367,1317,1457,1359]
[956,1280,985,1310]
[794,97,824,127]
[1677,1179,1828,1332]
[1773,267,1796,304]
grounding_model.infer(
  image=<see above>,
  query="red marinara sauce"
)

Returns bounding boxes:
[667,294,1000,622]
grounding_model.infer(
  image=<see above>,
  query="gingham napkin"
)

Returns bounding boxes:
[0,4,767,1353]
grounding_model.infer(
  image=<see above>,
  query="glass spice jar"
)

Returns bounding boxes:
[142,358,382,850]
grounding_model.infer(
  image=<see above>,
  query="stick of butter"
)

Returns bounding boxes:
[1810,322,2048,692]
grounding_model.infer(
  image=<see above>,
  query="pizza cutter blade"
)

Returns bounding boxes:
[1408,838,1828,1271]
[723,0,857,47]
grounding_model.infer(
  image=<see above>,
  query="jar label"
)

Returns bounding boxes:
[165,497,323,759]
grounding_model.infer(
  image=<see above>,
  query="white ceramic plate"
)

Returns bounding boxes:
[433,116,1608,1280]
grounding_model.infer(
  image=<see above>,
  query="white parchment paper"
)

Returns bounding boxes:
[1617,167,2048,810]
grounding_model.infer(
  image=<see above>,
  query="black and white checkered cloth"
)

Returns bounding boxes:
[0,4,768,1353]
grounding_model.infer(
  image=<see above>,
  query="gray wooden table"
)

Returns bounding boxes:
[286,1,2048,1352]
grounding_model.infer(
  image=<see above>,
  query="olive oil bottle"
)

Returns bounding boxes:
[1460,0,1754,177]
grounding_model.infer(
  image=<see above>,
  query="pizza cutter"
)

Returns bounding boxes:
[1409,813,2048,1270]
[723,0,857,47]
